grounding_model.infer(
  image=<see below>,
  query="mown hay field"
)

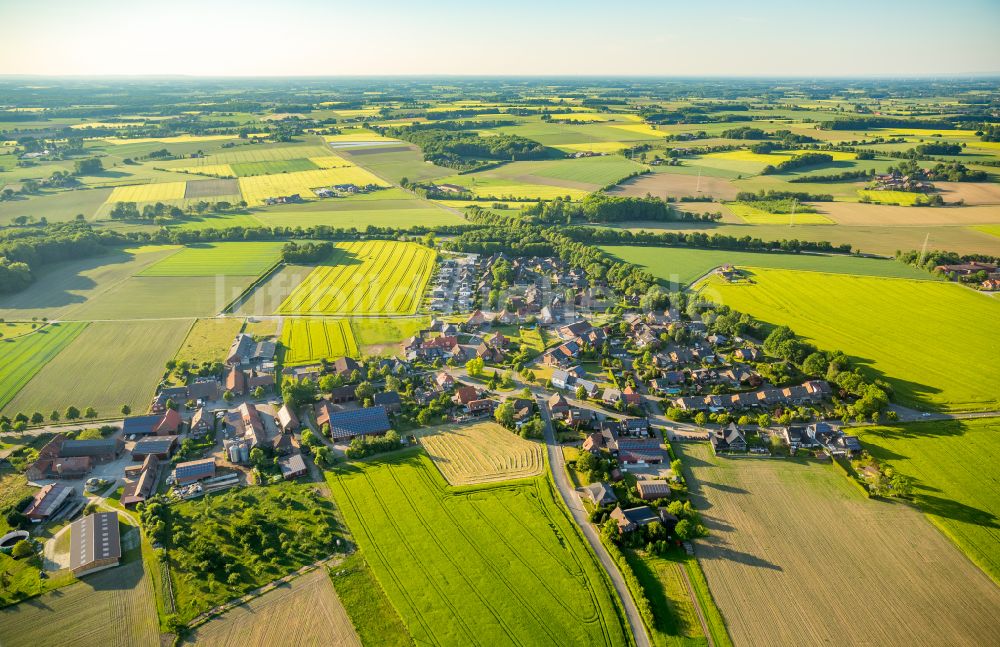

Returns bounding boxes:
[65,275,258,320]
[0,322,87,411]
[281,318,359,364]
[857,418,1000,585]
[238,168,389,206]
[2,319,191,417]
[488,155,647,188]
[700,269,1000,411]
[173,317,245,366]
[139,241,283,277]
[420,421,545,485]
[278,241,435,316]
[107,181,187,202]
[601,245,932,286]
[0,559,159,647]
[184,568,361,647]
[678,443,1000,647]
[326,450,630,647]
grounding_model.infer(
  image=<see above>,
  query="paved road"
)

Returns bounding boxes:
[537,397,652,647]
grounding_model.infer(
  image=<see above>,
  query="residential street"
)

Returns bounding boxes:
[537,396,652,647]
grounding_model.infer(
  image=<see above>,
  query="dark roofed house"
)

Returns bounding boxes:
[174,458,216,485]
[60,438,123,461]
[333,356,361,378]
[272,433,293,455]
[584,482,618,507]
[325,406,392,442]
[277,404,300,432]
[70,511,121,577]
[710,423,747,453]
[468,398,497,416]
[123,415,162,438]
[278,453,308,480]
[188,378,222,402]
[131,435,177,461]
[121,456,159,508]
[373,391,402,414]
[611,505,659,532]
[548,393,570,418]
[190,407,212,436]
[227,333,255,366]
[617,438,665,464]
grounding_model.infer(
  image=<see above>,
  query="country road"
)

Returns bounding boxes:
[537,396,652,647]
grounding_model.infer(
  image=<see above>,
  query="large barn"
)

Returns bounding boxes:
[69,511,121,577]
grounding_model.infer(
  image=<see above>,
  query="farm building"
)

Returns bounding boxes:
[332,356,360,378]
[123,411,181,437]
[373,391,402,414]
[24,483,74,523]
[121,456,159,507]
[323,406,391,442]
[617,438,664,464]
[611,506,659,533]
[151,386,187,413]
[174,458,217,485]
[190,407,212,436]
[69,511,121,577]
[25,436,124,480]
[277,404,300,432]
[583,482,617,507]
[278,453,308,480]
[131,435,178,461]
[635,480,672,501]
[188,378,223,402]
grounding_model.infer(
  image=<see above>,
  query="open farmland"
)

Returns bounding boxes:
[238,168,389,205]
[338,144,452,183]
[172,317,245,365]
[184,568,361,647]
[138,242,283,276]
[602,245,932,286]
[0,247,179,321]
[608,172,739,201]
[2,319,190,417]
[65,275,261,320]
[281,318,359,364]
[700,269,1000,411]
[857,418,1000,584]
[107,181,188,203]
[278,241,435,316]
[487,155,647,188]
[326,450,630,647]
[183,178,240,198]
[0,559,159,647]
[172,143,334,166]
[726,202,833,225]
[230,158,320,176]
[420,421,545,485]
[0,322,86,411]
[677,443,1000,647]
[815,201,1000,226]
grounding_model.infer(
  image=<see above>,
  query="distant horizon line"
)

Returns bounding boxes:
[1,72,999,81]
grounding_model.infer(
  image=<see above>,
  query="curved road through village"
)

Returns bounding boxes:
[537,396,652,647]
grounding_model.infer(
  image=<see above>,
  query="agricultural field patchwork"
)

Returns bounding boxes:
[857,418,1000,585]
[138,241,284,276]
[230,158,320,176]
[238,168,389,206]
[700,269,1000,411]
[107,181,188,203]
[678,443,1000,647]
[326,451,630,647]
[419,421,545,485]
[727,202,834,225]
[0,322,87,411]
[277,241,435,316]
[2,319,191,418]
[281,318,359,364]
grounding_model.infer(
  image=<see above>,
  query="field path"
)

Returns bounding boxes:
[539,395,651,647]
[676,562,713,647]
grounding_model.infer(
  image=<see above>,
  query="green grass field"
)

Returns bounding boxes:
[278,241,435,316]
[173,317,245,365]
[727,202,834,225]
[65,275,259,320]
[230,158,320,176]
[601,245,933,286]
[857,418,1000,585]
[971,224,1000,239]
[0,188,113,225]
[1,320,190,418]
[350,317,428,354]
[326,450,630,647]
[281,318,359,364]
[0,322,87,411]
[139,242,284,276]
[329,553,412,647]
[701,269,1000,412]
[488,155,646,188]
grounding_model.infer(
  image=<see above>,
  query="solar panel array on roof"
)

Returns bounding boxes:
[326,406,391,440]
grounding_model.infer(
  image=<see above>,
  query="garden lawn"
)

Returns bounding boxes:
[326,450,630,647]
[0,322,87,411]
[2,320,191,418]
[701,269,1000,412]
[139,242,284,276]
[601,245,933,286]
[857,418,1000,585]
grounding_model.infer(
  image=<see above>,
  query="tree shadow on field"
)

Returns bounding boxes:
[702,481,748,495]
[0,250,137,312]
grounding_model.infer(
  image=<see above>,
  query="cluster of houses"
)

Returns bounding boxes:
[542,320,609,368]
[932,260,1000,290]
[313,183,382,198]
[401,318,512,364]
[429,255,477,313]
[672,380,832,413]
[708,420,861,458]
[263,194,303,205]
[870,170,933,193]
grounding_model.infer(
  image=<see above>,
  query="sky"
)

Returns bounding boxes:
[1,0,999,77]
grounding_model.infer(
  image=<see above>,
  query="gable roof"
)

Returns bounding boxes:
[325,406,392,441]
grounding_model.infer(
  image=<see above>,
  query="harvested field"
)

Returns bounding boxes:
[326,450,629,647]
[107,181,187,203]
[281,318,359,364]
[3,319,191,417]
[609,171,739,201]
[935,181,1000,205]
[0,322,87,411]
[420,421,545,485]
[679,443,1000,647]
[139,242,283,277]
[66,275,259,320]
[701,269,1000,412]
[185,568,361,647]
[278,241,435,316]
[817,201,1000,226]
[184,178,240,199]
[0,559,159,647]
